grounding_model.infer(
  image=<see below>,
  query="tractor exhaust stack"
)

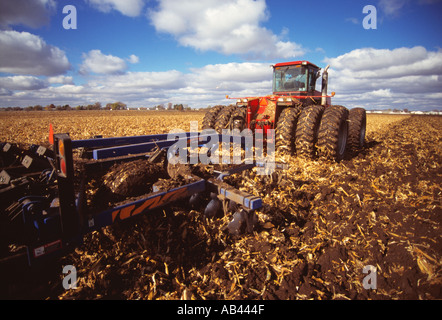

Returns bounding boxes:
[321,65,330,105]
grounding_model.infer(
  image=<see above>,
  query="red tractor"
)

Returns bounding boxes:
[202,60,366,161]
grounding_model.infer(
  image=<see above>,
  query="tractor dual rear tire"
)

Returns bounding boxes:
[347,108,366,151]
[214,105,237,133]
[295,105,325,158]
[275,106,303,155]
[230,107,247,131]
[202,105,224,130]
[201,105,248,133]
[317,105,349,162]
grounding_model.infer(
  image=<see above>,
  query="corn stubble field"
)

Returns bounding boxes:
[0,110,441,300]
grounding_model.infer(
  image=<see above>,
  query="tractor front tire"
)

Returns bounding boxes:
[317,105,349,161]
[275,106,302,155]
[347,108,366,151]
[295,105,325,159]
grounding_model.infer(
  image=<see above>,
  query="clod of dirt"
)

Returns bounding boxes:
[102,160,166,197]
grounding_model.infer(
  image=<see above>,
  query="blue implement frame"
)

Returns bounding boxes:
[21,131,264,266]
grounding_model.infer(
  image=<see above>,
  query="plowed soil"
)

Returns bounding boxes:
[0,111,440,300]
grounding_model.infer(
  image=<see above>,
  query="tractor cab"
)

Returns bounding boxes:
[272,61,320,96]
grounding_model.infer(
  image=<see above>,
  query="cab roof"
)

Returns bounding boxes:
[273,61,320,69]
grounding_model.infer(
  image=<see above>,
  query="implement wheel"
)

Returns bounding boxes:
[317,105,349,161]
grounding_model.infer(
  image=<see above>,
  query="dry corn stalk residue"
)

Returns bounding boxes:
[0,111,440,299]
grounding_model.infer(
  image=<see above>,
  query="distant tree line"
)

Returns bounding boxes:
[0,101,196,111]
[151,103,191,111]
[0,101,127,111]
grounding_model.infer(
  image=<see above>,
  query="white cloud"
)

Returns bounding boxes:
[378,0,442,17]
[86,0,145,17]
[92,70,184,90]
[325,46,437,74]
[378,0,410,16]
[187,62,272,95]
[0,88,12,96]
[47,75,74,85]
[362,89,393,99]
[0,62,273,109]
[0,30,70,76]
[0,0,56,28]
[190,62,272,83]
[2,54,441,111]
[148,0,305,59]
[0,75,47,90]
[127,54,140,64]
[80,50,128,75]
[324,46,442,110]
[345,18,359,25]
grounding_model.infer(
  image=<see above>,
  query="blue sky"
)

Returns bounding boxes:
[1,0,441,110]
